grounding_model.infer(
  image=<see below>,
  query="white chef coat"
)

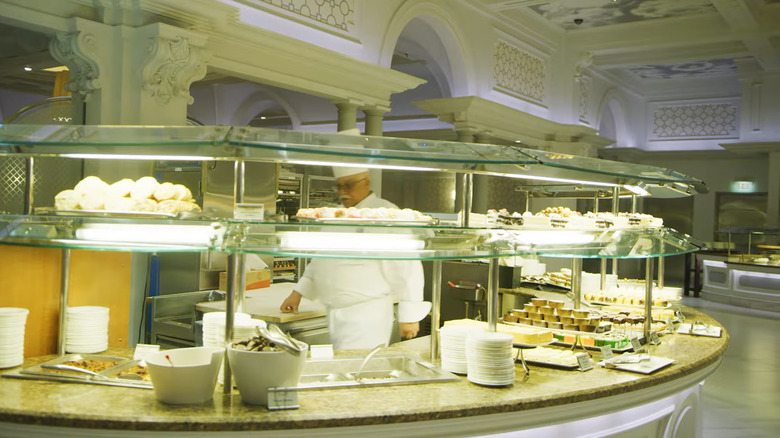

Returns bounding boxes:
[293,192,426,349]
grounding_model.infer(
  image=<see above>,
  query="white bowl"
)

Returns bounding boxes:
[146,346,224,404]
[227,342,308,406]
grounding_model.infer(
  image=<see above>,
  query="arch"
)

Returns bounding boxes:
[230,87,302,129]
[379,0,473,97]
[596,87,630,148]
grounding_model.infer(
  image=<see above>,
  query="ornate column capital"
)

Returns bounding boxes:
[49,30,102,100]
[141,25,209,105]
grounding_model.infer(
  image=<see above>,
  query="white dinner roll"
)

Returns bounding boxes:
[78,191,108,210]
[153,182,177,201]
[130,177,160,200]
[74,176,109,195]
[54,189,83,210]
[104,196,137,212]
[178,200,201,213]
[173,184,192,202]
[107,178,135,198]
[156,200,181,214]
[133,198,158,212]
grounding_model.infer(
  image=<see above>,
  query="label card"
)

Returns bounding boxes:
[665,317,675,333]
[576,353,593,372]
[649,331,661,345]
[630,337,643,353]
[234,203,265,220]
[267,387,299,410]
[133,344,160,361]
[310,344,334,360]
[599,345,615,360]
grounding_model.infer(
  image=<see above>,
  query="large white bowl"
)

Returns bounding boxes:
[227,342,308,406]
[146,346,224,404]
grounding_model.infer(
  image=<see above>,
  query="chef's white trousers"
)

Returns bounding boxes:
[326,296,394,350]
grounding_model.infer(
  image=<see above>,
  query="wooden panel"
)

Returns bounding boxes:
[0,247,132,358]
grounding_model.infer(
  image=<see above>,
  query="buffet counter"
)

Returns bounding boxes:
[699,252,780,312]
[0,306,727,438]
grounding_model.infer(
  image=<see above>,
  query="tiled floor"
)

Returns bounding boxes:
[681,296,780,438]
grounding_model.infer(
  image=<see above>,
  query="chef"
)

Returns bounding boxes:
[280,166,430,349]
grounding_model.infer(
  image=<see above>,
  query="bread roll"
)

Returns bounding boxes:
[153,182,177,201]
[74,176,109,195]
[79,192,108,210]
[107,178,135,198]
[173,184,192,202]
[131,177,159,200]
[156,200,181,214]
[104,196,137,212]
[54,189,83,210]
[133,198,158,212]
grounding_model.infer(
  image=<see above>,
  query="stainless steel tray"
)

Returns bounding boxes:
[14,354,152,389]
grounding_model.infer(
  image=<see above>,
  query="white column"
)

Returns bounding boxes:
[768,151,780,227]
[334,100,361,132]
[363,108,387,136]
[49,19,208,125]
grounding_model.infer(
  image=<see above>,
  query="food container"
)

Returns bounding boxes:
[517,317,531,325]
[573,318,589,325]
[511,310,528,318]
[523,304,537,313]
[146,346,224,404]
[529,312,543,321]
[532,320,548,328]
[557,308,573,317]
[548,300,564,309]
[539,306,555,315]
[562,324,578,331]
[531,298,548,307]
[547,322,563,329]
[543,314,559,323]
[503,314,519,323]
[579,324,597,333]
[573,310,590,318]
[560,316,574,325]
[227,341,308,406]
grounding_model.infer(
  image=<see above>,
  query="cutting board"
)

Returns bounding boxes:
[196,283,326,323]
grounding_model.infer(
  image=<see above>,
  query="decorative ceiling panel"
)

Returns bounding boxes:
[528,0,717,29]
[628,58,737,80]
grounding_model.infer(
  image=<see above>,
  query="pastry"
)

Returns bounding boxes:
[74,176,109,195]
[173,184,192,201]
[78,192,108,210]
[54,189,83,210]
[104,196,137,212]
[131,176,160,201]
[107,178,135,198]
[153,182,177,201]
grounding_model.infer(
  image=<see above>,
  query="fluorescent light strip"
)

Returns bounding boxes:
[509,230,596,245]
[280,232,424,251]
[287,160,439,172]
[61,153,215,161]
[624,184,649,196]
[502,172,619,188]
[76,224,222,246]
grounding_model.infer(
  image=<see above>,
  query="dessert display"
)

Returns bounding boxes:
[117,364,150,381]
[504,305,601,333]
[444,318,553,345]
[54,176,201,215]
[296,206,432,221]
[474,207,663,230]
[520,346,581,368]
[584,282,682,308]
[519,268,571,289]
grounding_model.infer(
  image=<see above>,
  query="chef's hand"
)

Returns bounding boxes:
[280,291,302,314]
[399,322,419,339]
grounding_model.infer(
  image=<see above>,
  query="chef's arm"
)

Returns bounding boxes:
[399,322,419,339]
[280,291,302,313]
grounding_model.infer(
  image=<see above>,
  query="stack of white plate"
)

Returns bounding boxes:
[0,308,29,368]
[466,331,515,387]
[439,325,483,375]
[66,306,109,354]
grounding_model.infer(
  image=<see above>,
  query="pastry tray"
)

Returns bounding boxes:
[36,207,177,218]
[293,216,434,225]
[13,354,152,389]
[676,323,722,337]
[585,299,674,310]
[513,348,580,370]
[551,340,633,354]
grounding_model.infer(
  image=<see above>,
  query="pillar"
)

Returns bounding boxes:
[49,18,209,126]
[363,108,386,136]
[456,128,477,143]
[769,151,780,227]
[334,100,361,132]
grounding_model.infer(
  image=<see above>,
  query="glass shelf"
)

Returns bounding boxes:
[0,214,702,259]
[0,125,705,196]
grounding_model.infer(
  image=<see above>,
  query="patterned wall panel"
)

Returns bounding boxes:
[258,0,354,31]
[493,41,546,103]
[652,103,738,138]
[0,157,82,213]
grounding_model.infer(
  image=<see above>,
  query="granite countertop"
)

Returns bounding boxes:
[0,306,728,432]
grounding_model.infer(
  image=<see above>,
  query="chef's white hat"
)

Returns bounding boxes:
[332,166,369,179]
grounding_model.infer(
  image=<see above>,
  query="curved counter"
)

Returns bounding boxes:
[0,306,728,437]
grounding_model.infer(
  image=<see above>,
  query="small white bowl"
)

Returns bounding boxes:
[146,346,224,404]
[227,342,308,406]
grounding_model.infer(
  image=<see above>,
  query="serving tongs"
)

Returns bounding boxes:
[40,364,143,381]
[255,324,306,356]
